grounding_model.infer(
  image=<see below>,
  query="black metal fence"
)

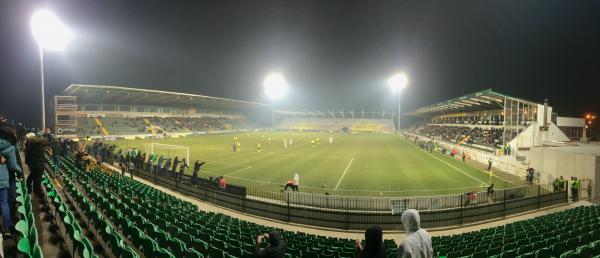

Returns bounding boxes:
[127,167,568,230]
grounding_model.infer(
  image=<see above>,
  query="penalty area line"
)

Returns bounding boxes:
[334,157,354,190]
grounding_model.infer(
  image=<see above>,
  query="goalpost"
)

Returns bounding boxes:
[147,143,190,165]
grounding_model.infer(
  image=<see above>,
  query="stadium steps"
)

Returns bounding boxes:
[93,117,110,136]
[142,119,156,134]
[58,156,400,258]
[174,120,192,133]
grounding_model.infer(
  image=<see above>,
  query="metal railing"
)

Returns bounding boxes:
[126,167,568,230]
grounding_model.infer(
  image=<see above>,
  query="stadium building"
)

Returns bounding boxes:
[406,89,598,201]
[53,84,269,138]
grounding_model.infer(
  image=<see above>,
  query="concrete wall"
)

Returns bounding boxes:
[557,117,585,127]
[529,146,598,200]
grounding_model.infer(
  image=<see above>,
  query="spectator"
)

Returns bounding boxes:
[25,133,46,195]
[0,118,24,220]
[219,176,227,190]
[487,184,495,203]
[178,158,188,181]
[172,156,180,177]
[50,138,63,174]
[0,134,22,238]
[255,231,286,258]
[355,226,386,258]
[398,209,433,258]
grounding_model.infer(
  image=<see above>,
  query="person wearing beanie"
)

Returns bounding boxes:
[255,231,286,258]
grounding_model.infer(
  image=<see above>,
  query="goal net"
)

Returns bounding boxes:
[146,143,190,165]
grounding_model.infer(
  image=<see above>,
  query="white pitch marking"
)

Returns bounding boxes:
[334,158,354,190]
[224,166,253,176]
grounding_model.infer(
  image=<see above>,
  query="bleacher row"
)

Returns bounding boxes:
[43,155,401,258]
[432,205,600,258]
[76,116,253,136]
[14,176,44,257]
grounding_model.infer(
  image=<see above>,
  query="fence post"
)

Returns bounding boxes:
[566,180,569,203]
[460,194,463,226]
[537,184,541,209]
[503,188,506,218]
[346,200,349,230]
[286,192,290,223]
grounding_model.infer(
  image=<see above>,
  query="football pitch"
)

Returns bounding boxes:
[112,132,520,197]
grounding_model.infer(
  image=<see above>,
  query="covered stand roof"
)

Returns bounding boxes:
[63,84,267,110]
[406,89,540,117]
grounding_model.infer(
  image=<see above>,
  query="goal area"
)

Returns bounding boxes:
[146,143,190,164]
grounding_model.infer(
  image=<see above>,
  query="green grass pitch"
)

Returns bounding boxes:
[112,131,518,197]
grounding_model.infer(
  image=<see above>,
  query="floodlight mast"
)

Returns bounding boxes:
[387,73,408,133]
[30,10,72,130]
[264,73,288,129]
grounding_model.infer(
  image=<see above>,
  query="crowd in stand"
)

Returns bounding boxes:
[415,125,503,147]
[430,117,504,126]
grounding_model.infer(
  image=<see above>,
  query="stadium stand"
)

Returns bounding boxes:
[76,116,254,136]
[414,125,504,147]
[277,117,394,133]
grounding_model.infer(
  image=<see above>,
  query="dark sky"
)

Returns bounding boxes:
[2,0,600,127]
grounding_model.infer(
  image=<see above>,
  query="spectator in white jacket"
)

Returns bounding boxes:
[399,209,433,258]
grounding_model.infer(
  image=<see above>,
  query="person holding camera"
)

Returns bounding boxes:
[255,231,286,258]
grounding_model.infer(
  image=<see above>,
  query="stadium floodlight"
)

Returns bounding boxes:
[387,73,409,133]
[264,73,288,129]
[31,9,72,130]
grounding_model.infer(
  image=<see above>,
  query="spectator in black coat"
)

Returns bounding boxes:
[355,226,387,258]
[25,134,47,195]
[255,231,286,258]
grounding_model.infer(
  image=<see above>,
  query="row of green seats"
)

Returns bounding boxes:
[15,176,44,258]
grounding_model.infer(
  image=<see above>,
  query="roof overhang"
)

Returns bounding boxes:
[406,89,540,117]
[63,84,268,110]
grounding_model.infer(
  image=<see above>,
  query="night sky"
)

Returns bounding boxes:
[2,0,600,127]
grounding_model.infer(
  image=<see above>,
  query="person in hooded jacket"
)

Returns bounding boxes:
[25,133,47,195]
[0,121,24,221]
[0,136,22,237]
[355,226,387,258]
[399,209,433,258]
[255,231,286,258]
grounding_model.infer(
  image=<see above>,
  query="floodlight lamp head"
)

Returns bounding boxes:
[264,73,288,100]
[388,73,408,93]
[30,9,72,51]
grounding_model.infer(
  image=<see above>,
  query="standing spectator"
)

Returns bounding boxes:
[559,176,565,191]
[355,226,386,258]
[0,135,22,238]
[487,158,493,171]
[172,156,180,177]
[398,209,433,258]
[0,118,24,220]
[553,178,560,192]
[486,184,495,203]
[219,176,227,190]
[572,177,580,201]
[25,133,47,195]
[50,138,63,175]
[192,160,205,185]
[178,158,188,181]
[156,155,164,175]
[163,158,171,176]
[255,231,286,258]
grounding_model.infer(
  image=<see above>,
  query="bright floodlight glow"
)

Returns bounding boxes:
[264,73,288,100]
[30,10,72,51]
[388,73,409,93]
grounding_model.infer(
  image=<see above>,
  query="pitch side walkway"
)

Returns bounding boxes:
[124,170,588,244]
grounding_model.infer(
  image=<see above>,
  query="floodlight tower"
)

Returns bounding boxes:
[264,73,288,129]
[388,73,408,133]
[30,9,72,130]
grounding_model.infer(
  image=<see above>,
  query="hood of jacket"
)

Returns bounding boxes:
[0,138,13,154]
[401,209,421,233]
